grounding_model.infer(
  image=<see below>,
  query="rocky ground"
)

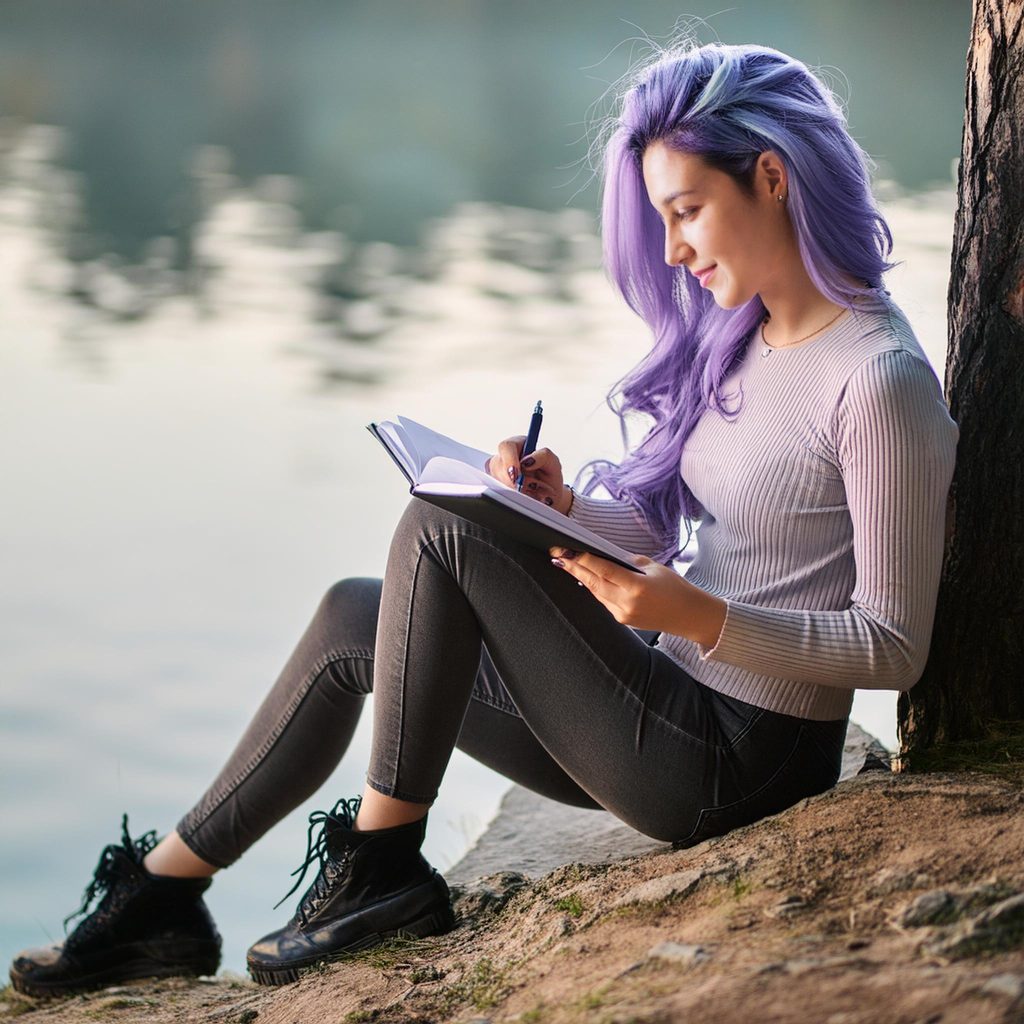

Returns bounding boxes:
[3,761,1023,1024]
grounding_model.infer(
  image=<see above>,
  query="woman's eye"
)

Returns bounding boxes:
[674,208,697,222]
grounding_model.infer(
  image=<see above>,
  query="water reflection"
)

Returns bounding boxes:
[3,123,618,391]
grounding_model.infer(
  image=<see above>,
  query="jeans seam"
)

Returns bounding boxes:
[726,707,766,748]
[365,775,436,804]
[178,647,374,844]
[380,542,431,799]
[470,691,522,717]
[420,527,731,752]
[675,725,805,847]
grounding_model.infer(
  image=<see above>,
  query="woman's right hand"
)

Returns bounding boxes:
[486,436,573,515]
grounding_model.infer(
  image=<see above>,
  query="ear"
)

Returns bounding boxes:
[755,150,787,200]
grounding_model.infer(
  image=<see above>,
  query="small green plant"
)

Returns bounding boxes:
[554,892,585,917]
[0,985,37,1018]
[437,956,515,1012]
[574,989,606,1010]
[335,935,437,971]
[341,1011,375,1024]
[409,965,445,984]
[731,876,752,899]
[520,1005,546,1023]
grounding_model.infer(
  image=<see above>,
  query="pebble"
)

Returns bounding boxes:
[451,871,529,923]
[897,890,955,928]
[867,867,932,897]
[646,941,711,966]
[765,894,807,918]
[980,973,1024,1000]
[896,881,1019,929]
[614,868,704,907]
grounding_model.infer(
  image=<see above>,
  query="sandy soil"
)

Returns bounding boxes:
[3,770,1023,1024]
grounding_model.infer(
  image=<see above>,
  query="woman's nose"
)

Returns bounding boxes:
[664,227,691,267]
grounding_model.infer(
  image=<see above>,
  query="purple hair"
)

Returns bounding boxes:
[579,42,897,562]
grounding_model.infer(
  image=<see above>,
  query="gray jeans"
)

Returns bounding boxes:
[177,500,847,867]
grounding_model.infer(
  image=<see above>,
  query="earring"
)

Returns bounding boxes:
[777,193,787,203]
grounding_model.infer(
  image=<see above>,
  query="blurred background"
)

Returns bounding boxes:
[0,0,968,974]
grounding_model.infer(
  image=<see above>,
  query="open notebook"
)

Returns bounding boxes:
[367,416,643,573]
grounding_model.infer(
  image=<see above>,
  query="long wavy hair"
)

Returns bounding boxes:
[578,41,897,562]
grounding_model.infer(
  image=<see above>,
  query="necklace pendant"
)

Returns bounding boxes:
[761,345,772,358]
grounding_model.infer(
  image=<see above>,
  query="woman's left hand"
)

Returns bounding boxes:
[549,546,727,647]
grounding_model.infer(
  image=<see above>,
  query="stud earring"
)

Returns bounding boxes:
[777,193,787,203]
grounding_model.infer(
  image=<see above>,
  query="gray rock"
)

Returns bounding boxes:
[765,894,808,919]
[980,973,1024,1000]
[450,871,529,924]
[926,892,1024,959]
[897,890,958,928]
[647,941,711,965]
[897,881,1019,929]
[840,720,892,778]
[867,867,933,897]
[614,869,704,907]
[450,720,888,884]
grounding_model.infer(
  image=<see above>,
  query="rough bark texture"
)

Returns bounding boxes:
[898,0,1024,756]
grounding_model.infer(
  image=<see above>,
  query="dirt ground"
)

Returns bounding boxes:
[3,770,1023,1024]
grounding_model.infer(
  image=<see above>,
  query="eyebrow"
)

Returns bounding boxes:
[661,188,700,205]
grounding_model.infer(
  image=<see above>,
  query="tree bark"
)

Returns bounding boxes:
[898,0,1024,759]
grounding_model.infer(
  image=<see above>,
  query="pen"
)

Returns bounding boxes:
[515,400,544,492]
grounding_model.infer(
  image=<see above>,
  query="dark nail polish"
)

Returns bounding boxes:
[508,466,516,480]
[522,456,535,467]
[544,497,553,506]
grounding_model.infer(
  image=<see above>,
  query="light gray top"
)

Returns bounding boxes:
[569,299,958,721]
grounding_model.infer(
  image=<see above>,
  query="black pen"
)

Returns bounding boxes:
[515,400,544,492]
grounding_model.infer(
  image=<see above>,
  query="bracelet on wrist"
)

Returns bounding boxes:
[564,484,575,516]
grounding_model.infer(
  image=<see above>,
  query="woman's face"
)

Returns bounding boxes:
[641,141,788,309]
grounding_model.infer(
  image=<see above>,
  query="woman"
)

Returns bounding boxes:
[10,41,957,995]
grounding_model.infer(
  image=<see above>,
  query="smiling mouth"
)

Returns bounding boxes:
[693,265,716,287]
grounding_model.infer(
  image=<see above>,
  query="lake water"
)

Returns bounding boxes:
[0,1,965,975]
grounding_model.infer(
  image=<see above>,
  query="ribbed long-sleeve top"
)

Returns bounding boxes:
[568,299,959,721]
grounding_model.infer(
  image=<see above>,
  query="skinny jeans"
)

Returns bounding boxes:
[177,500,848,868]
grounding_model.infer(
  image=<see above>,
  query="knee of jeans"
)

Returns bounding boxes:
[317,577,381,634]
[394,497,462,549]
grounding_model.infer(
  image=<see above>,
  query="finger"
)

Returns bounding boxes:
[551,552,606,594]
[495,436,527,487]
[520,447,556,469]
[520,478,558,503]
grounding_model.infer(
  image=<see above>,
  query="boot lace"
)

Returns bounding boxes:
[63,814,158,934]
[275,796,362,922]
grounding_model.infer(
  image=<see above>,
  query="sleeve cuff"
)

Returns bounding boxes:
[697,600,732,661]
[566,488,617,529]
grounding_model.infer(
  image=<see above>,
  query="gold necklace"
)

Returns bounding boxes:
[760,307,846,357]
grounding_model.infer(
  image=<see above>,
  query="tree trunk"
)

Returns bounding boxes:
[897,0,1024,763]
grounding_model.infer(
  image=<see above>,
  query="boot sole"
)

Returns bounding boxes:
[247,904,456,987]
[9,943,221,999]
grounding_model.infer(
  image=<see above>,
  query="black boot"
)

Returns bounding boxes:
[9,816,222,998]
[246,796,455,986]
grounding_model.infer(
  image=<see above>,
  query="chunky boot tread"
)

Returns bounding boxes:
[10,951,221,999]
[246,904,456,986]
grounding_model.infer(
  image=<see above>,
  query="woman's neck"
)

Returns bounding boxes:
[758,260,849,347]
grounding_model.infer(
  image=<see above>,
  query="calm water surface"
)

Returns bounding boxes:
[0,0,964,974]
